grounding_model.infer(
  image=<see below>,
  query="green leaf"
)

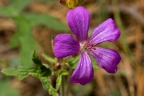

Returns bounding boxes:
[2,66,52,80]
[0,7,15,17]
[58,70,68,75]
[39,66,52,77]
[55,70,68,91]
[30,67,51,78]
[40,77,58,96]
[22,13,69,31]
[42,54,56,63]
[0,0,34,16]
[68,56,80,68]
[9,31,20,48]
[68,56,98,70]
[32,51,52,77]
[0,0,56,17]
[56,75,62,91]
[10,16,37,67]
[9,0,34,14]
[91,57,98,70]
[32,51,43,66]
[1,68,35,80]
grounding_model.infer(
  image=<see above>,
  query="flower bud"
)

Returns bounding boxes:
[59,0,84,8]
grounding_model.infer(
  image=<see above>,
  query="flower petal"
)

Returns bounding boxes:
[53,34,80,58]
[67,6,90,42]
[89,18,120,44]
[90,47,121,73]
[71,51,93,85]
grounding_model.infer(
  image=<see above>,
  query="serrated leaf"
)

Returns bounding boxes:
[40,66,52,77]
[22,13,69,31]
[2,68,20,76]
[32,51,43,66]
[40,77,58,96]
[32,51,52,77]
[2,65,52,80]
[1,68,34,80]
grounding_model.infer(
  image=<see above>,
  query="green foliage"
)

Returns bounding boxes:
[40,77,58,96]
[0,0,55,16]
[2,51,52,79]
[0,0,69,67]
[56,70,68,90]
[32,50,43,66]
[56,75,62,91]
[30,51,59,96]
[0,7,15,17]
[0,78,19,96]
[8,0,34,14]
[22,13,69,31]
[42,54,56,63]
[31,51,52,78]
[10,16,36,67]
[10,12,69,67]
[68,56,80,68]
[1,51,65,96]
[42,53,69,92]
[2,68,32,80]
[57,70,69,76]
[0,1,71,95]
[0,0,34,16]
[68,55,98,70]
[91,57,99,70]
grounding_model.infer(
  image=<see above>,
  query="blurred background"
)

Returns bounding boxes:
[0,0,144,96]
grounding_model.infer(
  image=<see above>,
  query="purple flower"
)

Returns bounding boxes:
[53,6,121,85]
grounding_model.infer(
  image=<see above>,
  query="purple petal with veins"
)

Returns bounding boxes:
[67,6,90,42]
[71,51,93,85]
[90,47,121,73]
[89,18,120,44]
[53,34,80,58]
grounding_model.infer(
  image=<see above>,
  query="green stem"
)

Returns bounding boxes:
[60,76,65,96]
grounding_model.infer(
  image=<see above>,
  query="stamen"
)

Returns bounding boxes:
[83,41,96,51]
